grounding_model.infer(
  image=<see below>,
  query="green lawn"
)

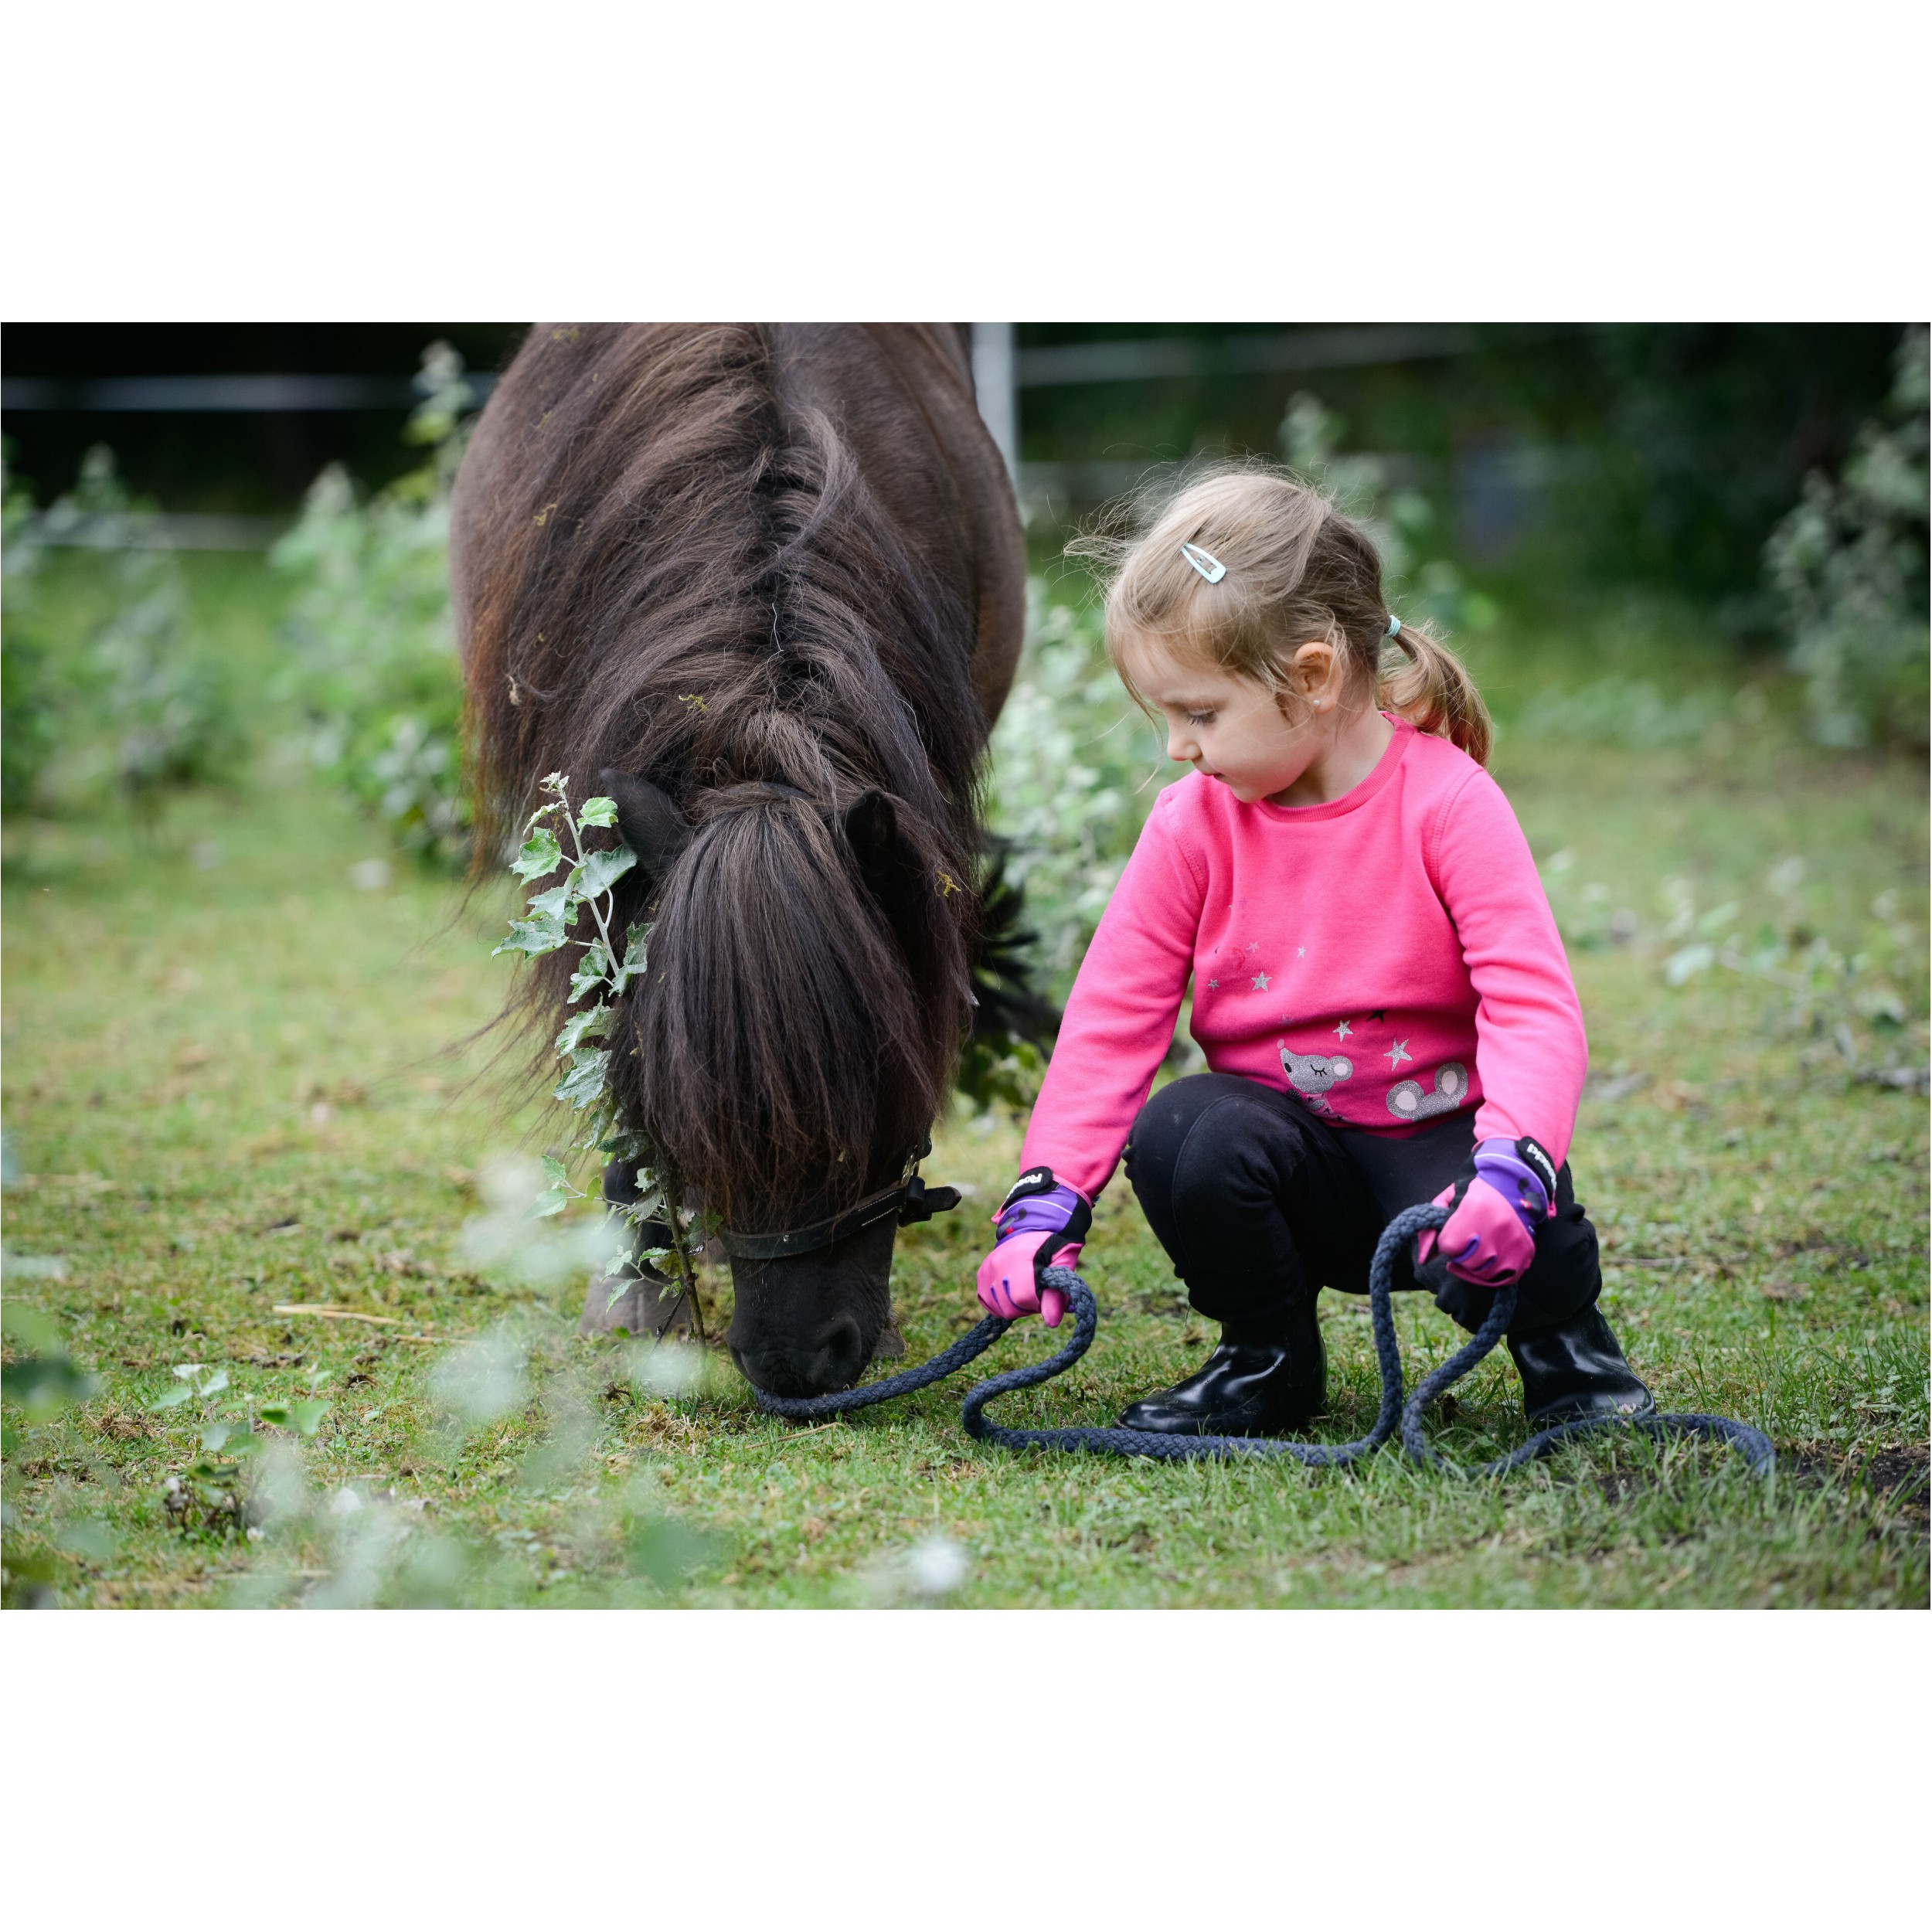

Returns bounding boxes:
[2,672,1926,1607]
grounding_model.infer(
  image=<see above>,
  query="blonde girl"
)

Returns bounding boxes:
[975,469,1651,1436]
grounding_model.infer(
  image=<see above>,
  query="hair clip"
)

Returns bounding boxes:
[1385,614,1403,639]
[1180,541,1226,583]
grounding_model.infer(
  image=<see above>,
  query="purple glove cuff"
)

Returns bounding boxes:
[994,1183,1084,1243]
[1471,1138,1553,1240]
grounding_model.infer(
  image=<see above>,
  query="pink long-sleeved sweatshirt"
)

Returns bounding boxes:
[1018,719,1587,1202]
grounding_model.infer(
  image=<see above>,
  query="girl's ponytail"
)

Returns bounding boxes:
[1379,622,1493,767]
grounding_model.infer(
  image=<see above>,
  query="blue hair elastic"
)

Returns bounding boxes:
[1385,614,1403,639]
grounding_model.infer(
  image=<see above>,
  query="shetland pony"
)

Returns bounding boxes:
[451,325,1027,1394]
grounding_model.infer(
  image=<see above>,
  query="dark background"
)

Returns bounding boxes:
[2,321,1906,632]
[2,324,527,512]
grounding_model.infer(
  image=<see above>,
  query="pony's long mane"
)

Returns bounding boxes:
[455,325,992,1221]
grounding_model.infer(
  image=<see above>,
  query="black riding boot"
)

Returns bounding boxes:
[1119,1296,1325,1437]
[1508,1304,1655,1424]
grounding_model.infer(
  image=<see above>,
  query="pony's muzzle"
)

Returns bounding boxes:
[724,1213,896,1398]
[730,1312,869,1399]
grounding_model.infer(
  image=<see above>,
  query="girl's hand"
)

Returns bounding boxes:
[975,1168,1092,1327]
[1416,1137,1556,1287]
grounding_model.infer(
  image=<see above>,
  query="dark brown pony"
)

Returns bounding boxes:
[451,324,1026,1395]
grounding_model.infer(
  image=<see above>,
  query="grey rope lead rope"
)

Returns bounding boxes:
[753,1313,1010,1421]
[752,1203,1418,1463]
[755,1202,1777,1475]
[1400,1279,1779,1478]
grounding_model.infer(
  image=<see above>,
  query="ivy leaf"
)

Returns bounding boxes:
[527,883,577,924]
[198,1369,230,1398]
[510,827,563,881]
[577,845,637,898]
[529,1154,576,1219]
[578,796,619,828]
[609,925,651,996]
[2,1306,60,1352]
[554,1047,611,1111]
[495,913,568,957]
[555,1004,610,1056]
[1665,943,1716,987]
[148,1384,196,1411]
[568,939,614,1002]
[3,1355,100,1414]
[259,1398,328,1435]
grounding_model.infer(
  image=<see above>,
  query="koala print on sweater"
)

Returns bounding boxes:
[1281,1046,1353,1114]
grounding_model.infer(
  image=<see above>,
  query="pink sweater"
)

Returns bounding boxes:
[1019,719,1587,1202]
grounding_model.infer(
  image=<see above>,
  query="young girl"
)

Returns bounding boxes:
[975,469,1653,1437]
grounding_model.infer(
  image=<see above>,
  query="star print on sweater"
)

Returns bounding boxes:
[1251,972,1270,990]
[1386,1039,1411,1069]
[1334,1019,1353,1042]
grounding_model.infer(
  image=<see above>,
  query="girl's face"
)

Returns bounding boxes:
[1124,634,1329,805]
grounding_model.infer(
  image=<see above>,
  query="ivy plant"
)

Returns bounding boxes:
[493,773,706,1328]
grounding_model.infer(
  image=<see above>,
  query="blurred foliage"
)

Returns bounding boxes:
[268,343,476,866]
[1277,391,1499,636]
[1540,323,1904,619]
[1,453,57,814]
[1515,675,1733,752]
[1539,848,1924,1096]
[986,583,1168,1008]
[2,1301,100,1436]
[1765,326,1928,751]
[1,447,242,819]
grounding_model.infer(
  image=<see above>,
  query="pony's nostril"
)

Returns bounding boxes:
[808,1317,866,1394]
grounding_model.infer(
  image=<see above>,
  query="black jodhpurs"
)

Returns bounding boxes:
[1122,1073,1601,1340]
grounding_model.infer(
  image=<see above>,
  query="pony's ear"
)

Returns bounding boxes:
[842,789,923,920]
[598,770,692,891]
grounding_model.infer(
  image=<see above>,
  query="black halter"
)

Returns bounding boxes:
[714,1172,962,1260]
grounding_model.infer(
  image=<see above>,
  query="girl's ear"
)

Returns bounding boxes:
[1291,638,1341,705]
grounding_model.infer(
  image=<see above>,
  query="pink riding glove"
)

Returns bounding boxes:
[975,1168,1092,1328]
[1416,1137,1558,1287]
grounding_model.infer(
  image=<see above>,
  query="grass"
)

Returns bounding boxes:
[2,585,1927,1609]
